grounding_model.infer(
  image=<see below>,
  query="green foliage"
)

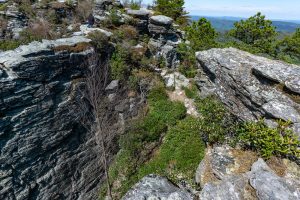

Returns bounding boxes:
[184,83,199,99]
[154,0,189,25]
[129,0,142,9]
[0,28,47,51]
[185,18,218,52]
[110,50,128,81]
[195,96,238,144]
[0,40,22,51]
[275,28,300,64]
[238,120,300,159]
[138,116,206,182]
[18,0,36,18]
[0,3,8,11]
[110,8,123,26]
[88,30,111,54]
[105,86,187,198]
[229,12,277,53]
[178,18,217,76]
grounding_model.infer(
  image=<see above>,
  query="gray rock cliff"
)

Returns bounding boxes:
[0,36,141,199]
[196,47,300,137]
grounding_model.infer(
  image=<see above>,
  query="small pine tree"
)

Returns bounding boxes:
[154,0,189,25]
[185,17,218,52]
[275,28,300,64]
[230,12,277,53]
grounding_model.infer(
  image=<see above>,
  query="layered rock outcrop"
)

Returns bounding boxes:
[126,9,182,68]
[0,3,27,39]
[0,36,141,199]
[196,47,300,137]
[148,15,182,68]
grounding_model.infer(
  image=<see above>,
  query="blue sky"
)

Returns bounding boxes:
[143,0,300,20]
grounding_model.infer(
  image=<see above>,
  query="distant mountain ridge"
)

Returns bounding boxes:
[191,16,300,33]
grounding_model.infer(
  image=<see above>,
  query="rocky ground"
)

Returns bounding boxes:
[0,1,300,200]
[123,146,300,200]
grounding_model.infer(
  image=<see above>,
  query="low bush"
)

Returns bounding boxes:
[110,51,128,80]
[104,86,186,199]
[138,116,206,183]
[238,120,300,159]
[184,83,199,99]
[0,40,22,51]
[88,31,111,54]
[195,96,238,144]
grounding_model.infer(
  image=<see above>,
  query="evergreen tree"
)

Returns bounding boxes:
[276,28,300,64]
[230,12,277,53]
[154,0,188,25]
[185,17,218,51]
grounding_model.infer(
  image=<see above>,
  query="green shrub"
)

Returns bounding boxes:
[275,28,300,64]
[178,63,197,78]
[110,51,128,80]
[104,86,186,199]
[138,116,206,183]
[184,83,199,99]
[18,0,36,18]
[88,30,111,54]
[110,9,123,26]
[147,86,169,103]
[0,40,22,51]
[195,96,238,144]
[238,120,300,159]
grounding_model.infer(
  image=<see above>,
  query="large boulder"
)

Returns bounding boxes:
[126,9,151,34]
[150,15,173,26]
[122,174,194,200]
[249,159,300,200]
[196,48,300,137]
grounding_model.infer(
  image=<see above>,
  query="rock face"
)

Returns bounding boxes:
[197,146,300,200]
[196,48,300,137]
[148,15,182,68]
[122,174,194,200]
[0,3,27,39]
[0,37,142,199]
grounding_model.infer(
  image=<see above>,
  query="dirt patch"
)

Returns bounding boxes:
[231,149,258,174]
[266,156,287,177]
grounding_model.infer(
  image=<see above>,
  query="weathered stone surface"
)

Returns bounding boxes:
[127,9,151,19]
[147,15,182,68]
[150,15,173,26]
[122,174,193,200]
[0,3,27,39]
[196,48,300,136]
[73,25,113,37]
[161,70,189,89]
[249,159,300,200]
[197,146,300,200]
[199,174,253,200]
[262,100,300,123]
[105,80,119,91]
[0,37,142,200]
[195,146,257,188]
